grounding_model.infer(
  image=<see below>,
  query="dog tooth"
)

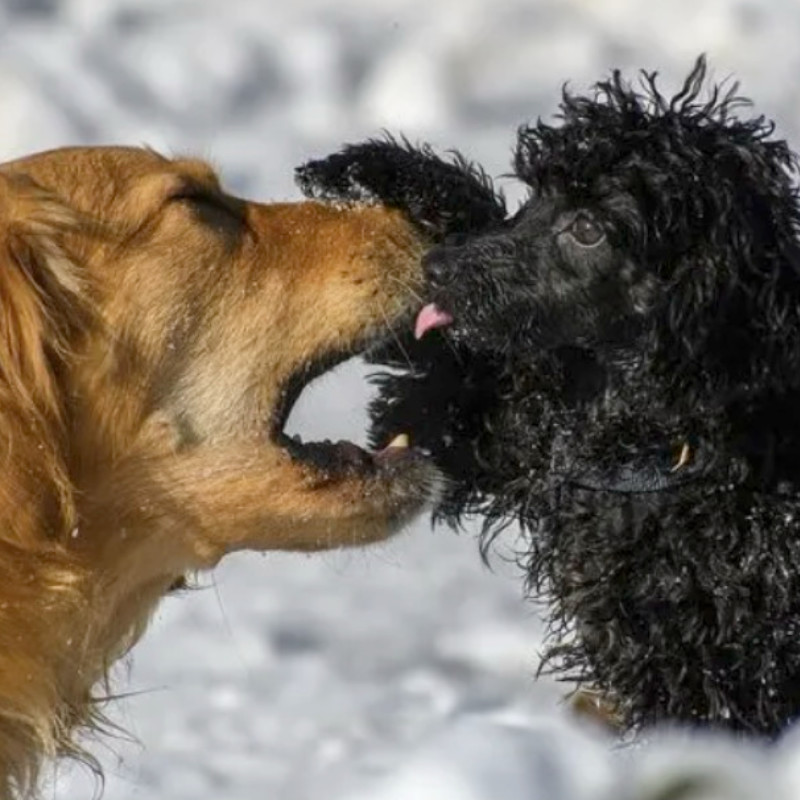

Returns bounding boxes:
[670,442,692,472]
[387,433,410,449]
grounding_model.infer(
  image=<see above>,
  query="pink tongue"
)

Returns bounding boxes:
[414,303,454,340]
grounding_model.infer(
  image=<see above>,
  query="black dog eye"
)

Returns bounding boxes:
[567,213,605,247]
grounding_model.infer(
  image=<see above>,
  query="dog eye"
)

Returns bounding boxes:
[567,213,605,247]
[171,188,244,227]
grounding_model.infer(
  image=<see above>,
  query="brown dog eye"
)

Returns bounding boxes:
[171,187,245,228]
[569,213,605,247]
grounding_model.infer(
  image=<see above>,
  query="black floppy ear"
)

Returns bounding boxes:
[295,137,506,241]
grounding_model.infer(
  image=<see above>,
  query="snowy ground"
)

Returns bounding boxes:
[2,1,800,798]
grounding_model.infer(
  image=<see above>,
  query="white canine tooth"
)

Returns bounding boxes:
[670,442,692,472]
[387,433,410,449]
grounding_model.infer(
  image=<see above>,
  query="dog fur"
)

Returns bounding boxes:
[303,57,800,736]
[0,145,449,797]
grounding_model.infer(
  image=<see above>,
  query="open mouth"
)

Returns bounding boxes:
[268,301,459,481]
[269,345,424,478]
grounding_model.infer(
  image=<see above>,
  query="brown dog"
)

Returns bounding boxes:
[0,146,438,797]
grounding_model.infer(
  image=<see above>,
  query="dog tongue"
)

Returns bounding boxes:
[414,303,454,340]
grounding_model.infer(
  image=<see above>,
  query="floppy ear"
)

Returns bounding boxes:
[295,137,507,241]
[0,173,97,543]
[0,173,93,424]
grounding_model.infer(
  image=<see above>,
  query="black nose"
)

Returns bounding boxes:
[423,248,457,288]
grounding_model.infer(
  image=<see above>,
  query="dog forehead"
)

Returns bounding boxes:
[0,147,222,219]
[2,145,163,186]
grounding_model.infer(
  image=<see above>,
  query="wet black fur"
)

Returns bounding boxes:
[296,136,507,240]
[296,58,800,736]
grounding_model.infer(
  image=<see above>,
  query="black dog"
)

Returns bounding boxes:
[297,57,800,736]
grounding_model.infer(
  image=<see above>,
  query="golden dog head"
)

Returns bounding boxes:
[0,146,439,796]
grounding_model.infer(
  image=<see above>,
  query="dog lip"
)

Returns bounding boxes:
[414,302,454,340]
[275,430,426,477]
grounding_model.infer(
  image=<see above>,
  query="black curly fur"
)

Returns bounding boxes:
[360,57,800,736]
[296,135,507,239]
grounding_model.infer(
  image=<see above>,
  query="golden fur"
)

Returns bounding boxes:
[0,146,435,797]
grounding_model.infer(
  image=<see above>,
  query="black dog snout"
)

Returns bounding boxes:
[422,247,458,288]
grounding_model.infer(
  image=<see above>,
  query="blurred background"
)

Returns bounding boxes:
[2,1,800,798]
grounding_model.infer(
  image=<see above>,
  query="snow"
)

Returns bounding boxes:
[1,1,800,797]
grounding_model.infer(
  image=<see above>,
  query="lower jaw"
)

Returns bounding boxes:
[274,431,419,478]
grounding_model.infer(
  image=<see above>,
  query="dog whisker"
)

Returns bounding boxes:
[377,296,413,370]
[386,272,425,305]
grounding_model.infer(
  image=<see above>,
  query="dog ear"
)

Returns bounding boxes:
[0,173,94,422]
[0,173,98,542]
[295,137,506,241]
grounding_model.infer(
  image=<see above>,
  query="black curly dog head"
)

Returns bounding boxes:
[296,58,800,736]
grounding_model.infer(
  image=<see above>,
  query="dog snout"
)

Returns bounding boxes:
[422,246,458,288]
